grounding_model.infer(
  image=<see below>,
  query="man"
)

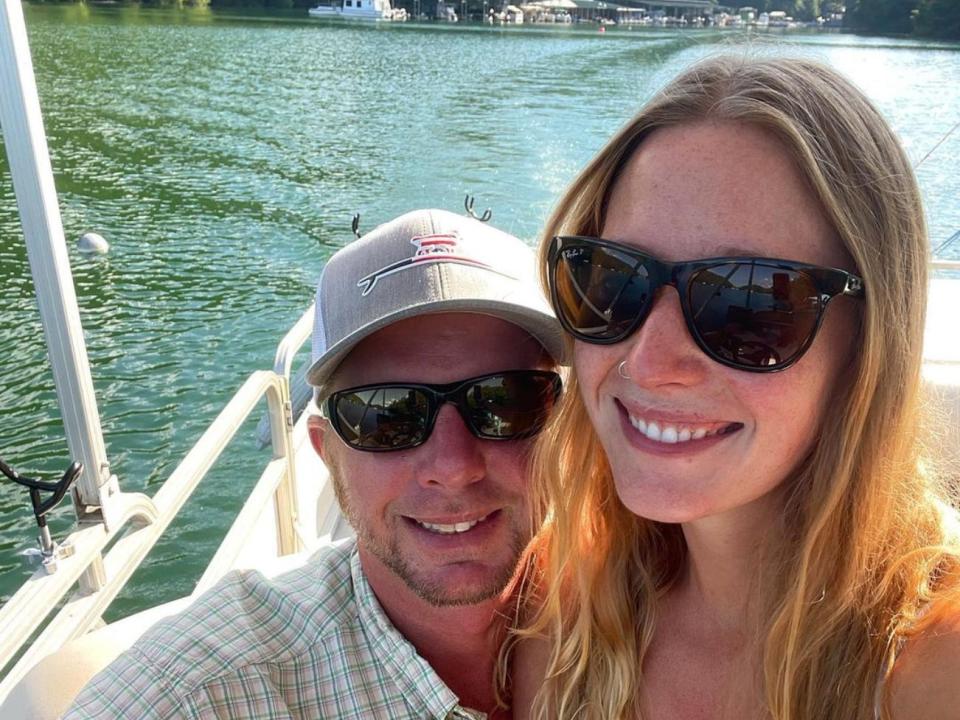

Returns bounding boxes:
[65,208,564,719]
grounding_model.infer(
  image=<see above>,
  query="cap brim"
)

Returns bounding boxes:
[306,298,567,393]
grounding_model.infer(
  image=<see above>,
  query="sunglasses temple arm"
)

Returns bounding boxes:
[812,269,864,298]
[843,274,865,297]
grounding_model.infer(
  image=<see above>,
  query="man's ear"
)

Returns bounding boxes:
[307,415,330,463]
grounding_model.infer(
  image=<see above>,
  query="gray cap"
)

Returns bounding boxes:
[307,208,565,394]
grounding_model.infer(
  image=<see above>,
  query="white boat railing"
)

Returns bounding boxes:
[0,367,302,702]
[2,0,302,695]
[274,303,315,379]
[193,303,319,596]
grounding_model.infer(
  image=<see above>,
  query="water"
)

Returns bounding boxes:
[1,6,958,616]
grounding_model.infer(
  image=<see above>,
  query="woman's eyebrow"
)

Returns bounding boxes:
[607,238,764,259]
[709,244,762,257]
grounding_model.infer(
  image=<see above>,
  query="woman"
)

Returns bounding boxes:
[511,56,960,720]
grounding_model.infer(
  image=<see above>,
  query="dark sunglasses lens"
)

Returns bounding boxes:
[332,387,431,449]
[554,243,653,341]
[463,374,559,438]
[688,263,821,369]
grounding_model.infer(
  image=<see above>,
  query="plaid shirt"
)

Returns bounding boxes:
[64,539,485,719]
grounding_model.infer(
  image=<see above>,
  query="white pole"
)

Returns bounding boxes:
[0,0,116,520]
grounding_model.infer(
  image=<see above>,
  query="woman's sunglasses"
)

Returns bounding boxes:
[322,370,562,452]
[547,235,865,372]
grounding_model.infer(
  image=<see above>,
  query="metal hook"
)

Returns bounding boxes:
[0,458,81,569]
[351,213,361,239]
[464,194,492,223]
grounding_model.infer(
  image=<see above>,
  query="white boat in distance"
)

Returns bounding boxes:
[308,0,405,21]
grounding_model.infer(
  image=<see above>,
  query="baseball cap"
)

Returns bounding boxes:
[307,208,565,394]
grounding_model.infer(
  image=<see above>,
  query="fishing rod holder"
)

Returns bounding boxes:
[0,458,82,573]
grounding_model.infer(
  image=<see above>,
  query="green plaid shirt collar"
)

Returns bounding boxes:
[64,539,488,719]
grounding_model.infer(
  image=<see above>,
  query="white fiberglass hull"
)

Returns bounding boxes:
[308,5,387,19]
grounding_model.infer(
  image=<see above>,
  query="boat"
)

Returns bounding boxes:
[767,10,793,27]
[435,0,458,21]
[0,1,347,715]
[308,0,402,21]
[501,4,525,23]
[0,0,958,717]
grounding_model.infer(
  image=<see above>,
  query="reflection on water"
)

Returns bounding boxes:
[1,5,958,612]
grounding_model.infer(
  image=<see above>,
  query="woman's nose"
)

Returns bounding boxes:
[619,289,711,389]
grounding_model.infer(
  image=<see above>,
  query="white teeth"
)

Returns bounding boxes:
[646,422,661,442]
[416,514,489,535]
[628,414,730,445]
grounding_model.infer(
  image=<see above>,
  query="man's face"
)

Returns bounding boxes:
[308,312,552,607]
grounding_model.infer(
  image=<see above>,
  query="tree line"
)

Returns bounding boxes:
[736,0,956,37]
[846,0,959,39]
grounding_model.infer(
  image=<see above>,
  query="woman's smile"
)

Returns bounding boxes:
[614,399,743,454]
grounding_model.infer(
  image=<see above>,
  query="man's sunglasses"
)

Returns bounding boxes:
[547,235,865,372]
[322,370,562,452]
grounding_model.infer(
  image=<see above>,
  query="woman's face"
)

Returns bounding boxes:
[575,120,858,525]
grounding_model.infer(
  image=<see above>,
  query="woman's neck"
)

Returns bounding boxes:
[676,487,787,632]
[645,497,784,720]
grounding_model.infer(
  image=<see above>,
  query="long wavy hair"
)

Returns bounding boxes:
[517,55,959,720]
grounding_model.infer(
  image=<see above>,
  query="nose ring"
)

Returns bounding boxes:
[617,361,630,380]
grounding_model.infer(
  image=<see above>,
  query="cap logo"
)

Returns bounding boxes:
[356,232,514,296]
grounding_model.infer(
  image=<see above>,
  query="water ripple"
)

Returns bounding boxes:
[2,6,957,610]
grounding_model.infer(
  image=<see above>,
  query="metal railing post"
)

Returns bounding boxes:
[268,379,300,556]
[0,0,116,528]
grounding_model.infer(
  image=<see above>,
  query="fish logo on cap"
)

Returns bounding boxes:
[356,232,515,296]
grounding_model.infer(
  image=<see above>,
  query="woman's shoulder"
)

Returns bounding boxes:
[889,603,960,720]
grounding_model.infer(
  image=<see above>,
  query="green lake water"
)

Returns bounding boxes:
[1,5,959,615]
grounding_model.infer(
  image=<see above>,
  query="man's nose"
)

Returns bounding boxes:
[414,403,486,490]
[619,289,711,388]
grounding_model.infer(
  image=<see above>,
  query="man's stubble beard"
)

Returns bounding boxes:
[331,473,528,607]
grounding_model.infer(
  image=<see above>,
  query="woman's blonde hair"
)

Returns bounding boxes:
[519,55,959,720]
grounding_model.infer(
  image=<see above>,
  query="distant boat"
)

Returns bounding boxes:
[497,4,524,23]
[308,0,405,21]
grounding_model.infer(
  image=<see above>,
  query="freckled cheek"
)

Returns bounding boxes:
[786,305,858,427]
[735,369,827,459]
[573,344,619,410]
